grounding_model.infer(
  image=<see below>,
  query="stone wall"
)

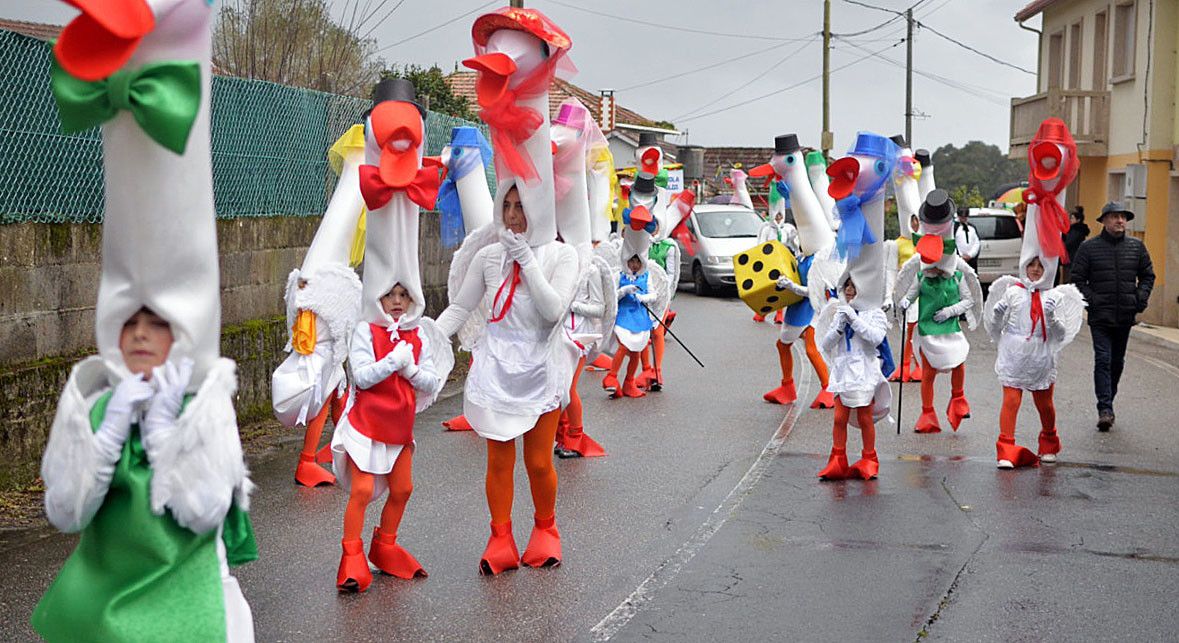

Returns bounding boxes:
[0,214,459,489]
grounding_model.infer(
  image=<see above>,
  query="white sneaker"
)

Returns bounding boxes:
[1040,453,1057,463]
[997,459,1014,469]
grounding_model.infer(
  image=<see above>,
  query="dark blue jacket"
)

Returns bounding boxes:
[1070,230,1155,326]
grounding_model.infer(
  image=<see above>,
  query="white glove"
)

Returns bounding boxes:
[992,300,1009,319]
[882,299,893,314]
[838,304,857,322]
[636,292,657,304]
[94,374,154,462]
[1042,295,1058,315]
[390,341,416,376]
[776,276,808,297]
[500,230,534,267]
[898,297,911,312]
[142,358,194,451]
[618,284,639,297]
[932,309,950,323]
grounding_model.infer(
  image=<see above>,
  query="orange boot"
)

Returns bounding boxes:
[848,450,879,480]
[521,515,562,568]
[914,407,942,433]
[442,414,474,431]
[295,452,336,487]
[337,539,372,592]
[946,396,971,431]
[1038,428,1061,462]
[818,447,851,480]
[479,521,520,575]
[587,353,614,371]
[763,340,798,405]
[996,436,1039,468]
[369,528,427,579]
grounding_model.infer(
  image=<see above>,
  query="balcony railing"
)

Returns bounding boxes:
[1009,88,1109,158]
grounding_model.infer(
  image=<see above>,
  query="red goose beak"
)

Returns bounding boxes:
[747,163,776,179]
[55,0,155,81]
[1030,141,1063,181]
[628,205,653,231]
[915,234,944,264]
[639,148,660,175]
[462,53,517,107]
[826,157,859,200]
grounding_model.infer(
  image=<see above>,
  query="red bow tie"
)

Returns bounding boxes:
[359,158,443,211]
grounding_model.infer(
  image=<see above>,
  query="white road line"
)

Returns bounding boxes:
[590,344,814,641]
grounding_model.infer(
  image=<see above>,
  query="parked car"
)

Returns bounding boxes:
[675,203,764,295]
[968,207,1023,286]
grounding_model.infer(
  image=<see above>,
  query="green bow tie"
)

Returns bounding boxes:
[51,58,201,155]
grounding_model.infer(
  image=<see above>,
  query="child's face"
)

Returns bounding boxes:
[380,284,412,319]
[119,307,173,379]
[909,215,919,233]
[1025,258,1044,282]
[626,256,643,273]
[843,280,857,301]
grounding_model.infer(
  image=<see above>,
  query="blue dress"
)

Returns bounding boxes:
[783,254,815,327]
[615,272,654,333]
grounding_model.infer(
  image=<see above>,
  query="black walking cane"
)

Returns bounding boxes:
[895,305,906,434]
[642,302,705,368]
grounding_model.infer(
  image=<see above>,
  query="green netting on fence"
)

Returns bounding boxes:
[0,30,494,224]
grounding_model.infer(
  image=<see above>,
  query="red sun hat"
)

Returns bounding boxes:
[55,0,156,81]
[472,7,572,52]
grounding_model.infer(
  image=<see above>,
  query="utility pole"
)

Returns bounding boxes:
[510,0,523,7]
[821,0,832,156]
[905,7,913,145]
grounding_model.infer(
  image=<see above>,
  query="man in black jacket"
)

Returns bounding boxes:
[1070,201,1155,431]
[1061,206,1090,282]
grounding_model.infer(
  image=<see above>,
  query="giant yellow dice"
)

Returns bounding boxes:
[733,240,803,315]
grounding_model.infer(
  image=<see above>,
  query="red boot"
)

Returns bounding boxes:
[337,539,372,592]
[636,367,657,389]
[996,437,1039,468]
[521,515,562,568]
[752,313,766,323]
[848,450,880,480]
[368,528,427,579]
[621,377,646,398]
[295,453,336,487]
[315,443,333,464]
[602,373,620,394]
[442,414,474,431]
[479,521,520,576]
[914,407,942,433]
[1038,428,1061,462]
[587,354,614,371]
[561,427,607,457]
[946,395,971,431]
[763,379,798,405]
[810,388,836,409]
[818,448,851,480]
[908,364,923,382]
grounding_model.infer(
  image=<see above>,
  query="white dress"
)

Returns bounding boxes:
[819,306,889,408]
[440,241,580,441]
[993,284,1068,391]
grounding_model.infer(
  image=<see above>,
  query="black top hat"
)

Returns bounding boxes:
[890,134,908,148]
[637,132,659,147]
[774,134,800,155]
[371,78,426,118]
[919,189,955,225]
[1099,200,1135,221]
[914,149,932,168]
[631,172,657,197]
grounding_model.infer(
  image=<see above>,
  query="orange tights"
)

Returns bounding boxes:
[342,448,414,542]
[609,348,642,381]
[563,357,586,428]
[999,385,1056,439]
[486,409,561,525]
[832,398,876,452]
[301,389,346,457]
[920,355,965,406]
[779,327,830,388]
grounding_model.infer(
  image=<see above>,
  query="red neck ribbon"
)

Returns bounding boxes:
[489,262,522,323]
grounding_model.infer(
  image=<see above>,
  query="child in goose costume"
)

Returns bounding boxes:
[750,134,840,409]
[894,190,983,433]
[984,118,1085,469]
[436,7,581,574]
[331,79,452,591]
[883,135,924,382]
[36,1,255,638]
[551,99,614,457]
[271,123,366,487]
[813,132,900,480]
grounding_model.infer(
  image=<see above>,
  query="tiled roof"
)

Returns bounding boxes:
[445,71,658,128]
[0,19,62,41]
[1015,0,1066,22]
[699,146,776,197]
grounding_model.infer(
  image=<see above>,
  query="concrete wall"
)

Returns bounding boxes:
[0,214,459,489]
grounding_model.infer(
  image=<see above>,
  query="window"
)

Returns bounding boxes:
[971,216,1023,241]
[1047,31,1064,89]
[693,210,762,239]
[1067,21,1082,89]
[1112,1,1136,80]
[1093,10,1107,88]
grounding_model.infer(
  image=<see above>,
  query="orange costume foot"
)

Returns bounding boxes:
[810,388,836,409]
[946,395,971,431]
[295,453,336,487]
[621,378,646,398]
[558,427,607,457]
[521,515,562,568]
[763,379,798,405]
[315,443,333,464]
[1038,428,1061,457]
[996,437,1039,468]
[337,539,372,592]
[914,407,942,433]
[848,450,880,480]
[443,414,474,431]
[636,367,657,389]
[587,354,614,371]
[602,373,620,394]
[479,521,520,576]
[818,448,851,480]
[369,528,427,579]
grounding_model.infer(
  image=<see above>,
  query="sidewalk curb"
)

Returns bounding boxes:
[1130,324,1179,353]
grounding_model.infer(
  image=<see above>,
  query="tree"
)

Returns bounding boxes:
[381,65,477,121]
[949,185,985,209]
[213,0,385,97]
[931,141,1025,205]
[652,120,678,132]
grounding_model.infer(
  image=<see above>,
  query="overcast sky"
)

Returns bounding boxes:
[5,0,1042,153]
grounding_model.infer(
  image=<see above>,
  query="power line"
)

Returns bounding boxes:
[547,0,816,42]
[915,20,1036,75]
[673,37,819,121]
[617,40,805,92]
[836,36,1011,105]
[375,0,499,53]
[676,40,905,124]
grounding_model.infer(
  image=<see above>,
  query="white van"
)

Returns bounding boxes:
[968,207,1022,286]
[674,204,764,295]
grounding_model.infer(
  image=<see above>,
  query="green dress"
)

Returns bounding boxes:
[648,239,674,271]
[32,392,257,642]
[917,271,964,336]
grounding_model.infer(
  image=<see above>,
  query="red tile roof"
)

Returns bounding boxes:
[0,19,62,41]
[699,146,777,199]
[1015,0,1066,22]
[444,71,659,128]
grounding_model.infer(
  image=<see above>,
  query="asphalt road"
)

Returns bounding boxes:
[2,290,1177,642]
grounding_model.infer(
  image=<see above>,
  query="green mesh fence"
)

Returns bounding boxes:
[0,30,494,224]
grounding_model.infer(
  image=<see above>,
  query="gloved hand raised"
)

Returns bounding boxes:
[94,374,154,462]
[499,230,534,268]
[142,358,195,452]
[389,340,415,375]
[618,284,639,297]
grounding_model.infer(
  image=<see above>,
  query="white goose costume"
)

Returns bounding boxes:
[805,150,839,231]
[39,1,253,639]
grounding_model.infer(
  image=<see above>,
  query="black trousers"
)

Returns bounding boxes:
[1089,323,1132,414]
